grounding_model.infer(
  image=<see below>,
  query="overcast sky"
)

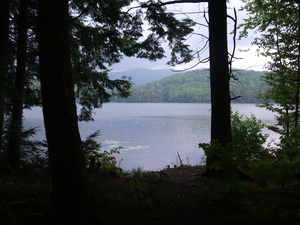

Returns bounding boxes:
[110,0,269,72]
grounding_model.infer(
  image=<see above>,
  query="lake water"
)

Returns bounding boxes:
[23,103,277,171]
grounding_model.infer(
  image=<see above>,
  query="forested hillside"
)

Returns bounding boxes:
[114,69,268,103]
[109,68,174,85]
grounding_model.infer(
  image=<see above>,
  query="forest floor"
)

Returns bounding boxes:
[1,165,299,225]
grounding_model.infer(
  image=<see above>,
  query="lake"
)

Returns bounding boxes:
[23,103,277,171]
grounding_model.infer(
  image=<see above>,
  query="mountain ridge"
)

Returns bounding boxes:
[112,69,268,103]
[108,68,175,86]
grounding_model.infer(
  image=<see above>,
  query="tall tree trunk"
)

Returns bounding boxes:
[37,1,103,224]
[0,0,10,151]
[7,0,29,169]
[206,0,232,173]
[295,3,300,127]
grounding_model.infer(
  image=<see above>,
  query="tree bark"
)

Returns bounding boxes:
[295,3,300,127]
[7,0,29,169]
[0,0,10,151]
[37,1,103,224]
[206,0,232,173]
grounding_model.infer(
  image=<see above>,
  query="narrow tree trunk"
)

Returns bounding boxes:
[0,0,10,151]
[295,3,300,127]
[206,0,232,174]
[37,1,103,224]
[7,0,28,169]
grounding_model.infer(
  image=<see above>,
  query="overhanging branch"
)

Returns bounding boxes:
[159,0,208,6]
[127,0,207,12]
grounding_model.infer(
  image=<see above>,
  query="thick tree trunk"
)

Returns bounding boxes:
[206,0,232,173]
[7,0,28,169]
[37,1,103,224]
[0,0,10,151]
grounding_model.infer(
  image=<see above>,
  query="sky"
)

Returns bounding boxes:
[110,0,270,72]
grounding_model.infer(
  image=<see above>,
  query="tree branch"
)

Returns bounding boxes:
[193,32,209,39]
[231,95,241,101]
[69,10,87,23]
[160,0,208,6]
[127,0,208,12]
[171,56,209,72]
[228,7,237,79]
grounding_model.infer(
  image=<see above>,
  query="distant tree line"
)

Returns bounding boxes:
[113,69,268,103]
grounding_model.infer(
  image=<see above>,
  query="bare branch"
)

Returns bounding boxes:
[228,7,237,78]
[203,8,209,25]
[127,0,208,12]
[228,52,243,60]
[171,61,202,72]
[194,21,209,28]
[194,39,209,54]
[170,11,207,15]
[160,0,208,6]
[192,32,209,39]
[171,57,209,72]
[231,95,241,100]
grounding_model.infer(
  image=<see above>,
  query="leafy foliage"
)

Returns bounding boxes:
[239,0,300,190]
[82,130,122,174]
[82,130,102,160]
[1,0,198,173]
[231,111,269,161]
[0,122,47,167]
[240,0,300,139]
[69,0,196,120]
[200,109,300,224]
[199,111,269,192]
[3,0,197,124]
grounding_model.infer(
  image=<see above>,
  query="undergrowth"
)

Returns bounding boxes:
[199,111,300,224]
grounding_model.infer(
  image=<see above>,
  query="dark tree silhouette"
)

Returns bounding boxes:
[206,0,232,174]
[37,1,103,224]
[163,0,232,173]
[7,0,29,169]
[0,0,10,151]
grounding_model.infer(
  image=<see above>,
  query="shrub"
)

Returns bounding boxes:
[82,130,122,174]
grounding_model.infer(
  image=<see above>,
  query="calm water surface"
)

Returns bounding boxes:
[23,103,277,171]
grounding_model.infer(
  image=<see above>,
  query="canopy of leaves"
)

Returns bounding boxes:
[4,0,197,121]
[69,0,196,120]
[240,0,300,138]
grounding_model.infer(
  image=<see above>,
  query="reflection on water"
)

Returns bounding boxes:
[23,103,277,171]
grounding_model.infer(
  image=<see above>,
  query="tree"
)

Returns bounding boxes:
[150,0,232,175]
[71,0,196,121]
[6,0,29,169]
[1,0,195,168]
[0,0,10,151]
[206,0,232,173]
[37,1,103,224]
[240,0,300,142]
[37,0,196,223]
